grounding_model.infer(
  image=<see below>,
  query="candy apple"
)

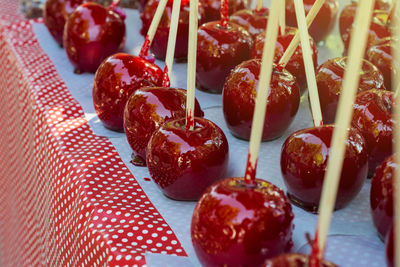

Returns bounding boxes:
[352,89,394,176]
[230,7,269,39]
[367,37,396,91]
[370,154,396,239]
[281,125,368,212]
[196,21,252,93]
[200,0,246,22]
[386,225,394,267]
[44,0,84,46]
[251,26,318,94]
[138,0,149,10]
[285,0,339,43]
[140,0,205,61]
[262,253,338,267]
[191,177,294,266]
[374,0,392,11]
[124,87,204,166]
[93,53,163,131]
[339,2,391,54]
[223,59,300,141]
[63,2,126,73]
[316,57,386,124]
[146,117,228,200]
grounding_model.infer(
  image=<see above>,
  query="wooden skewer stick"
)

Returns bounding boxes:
[391,1,400,267]
[256,0,264,11]
[391,0,398,16]
[109,0,121,10]
[162,0,182,87]
[293,0,322,126]
[312,0,375,263]
[185,0,199,130]
[279,0,324,67]
[138,0,169,58]
[243,0,281,185]
[394,85,400,101]
[279,0,286,34]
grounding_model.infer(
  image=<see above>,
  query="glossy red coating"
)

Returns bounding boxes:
[140,0,204,61]
[339,2,391,54]
[367,37,396,91]
[244,153,257,184]
[43,0,84,46]
[352,89,394,176]
[146,117,229,200]
[191,177,294,267]
[220,0,229,27]
[386,225,394,267]
[63,3,126,73]
[200,0,246,22]
[139,35,151,58]
[316,57,386,124]
[310,232,320,267]
[370,155,396,240]
[262,253,338,267]
[93,53,163,131]
[162,65,170,87]
[124,87,204,164]
[230,8,269,38]
[196,21,252,93]
[223,59,300,141]
[251,26,318,94]
[281,125,368,212]
[285,0,338,43]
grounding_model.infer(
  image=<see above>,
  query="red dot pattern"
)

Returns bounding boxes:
[0,3,186,266]
[0,0,23,26]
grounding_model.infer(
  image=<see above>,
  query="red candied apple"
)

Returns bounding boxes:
[386,225,394,267]
[262,253,338,267]
[196,21,252,93]
[285,0,338,43]
[316,57,386,124]
[374,0,392,11]
[138,0,150,10]
[93,53,163,131]
[223,60,300,141]
[124,87,204,166]
[43,0,84,46]
[352,89,394,177]
[230,7,269,39]
[367,37,396,91]
[63,2,126,73]
[370,154,397,239]
[191,177,294,266]
[281,125,368,212]
[339,2,391,55]
[251,26,318,94]
[140,0,205,61]
[146,117,228,200]
[200,0,246,22]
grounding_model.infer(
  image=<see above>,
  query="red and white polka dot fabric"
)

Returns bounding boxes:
[0,2,186,266]
[0,0,23,26]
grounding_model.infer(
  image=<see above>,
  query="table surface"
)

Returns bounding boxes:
[0,0,389,266]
